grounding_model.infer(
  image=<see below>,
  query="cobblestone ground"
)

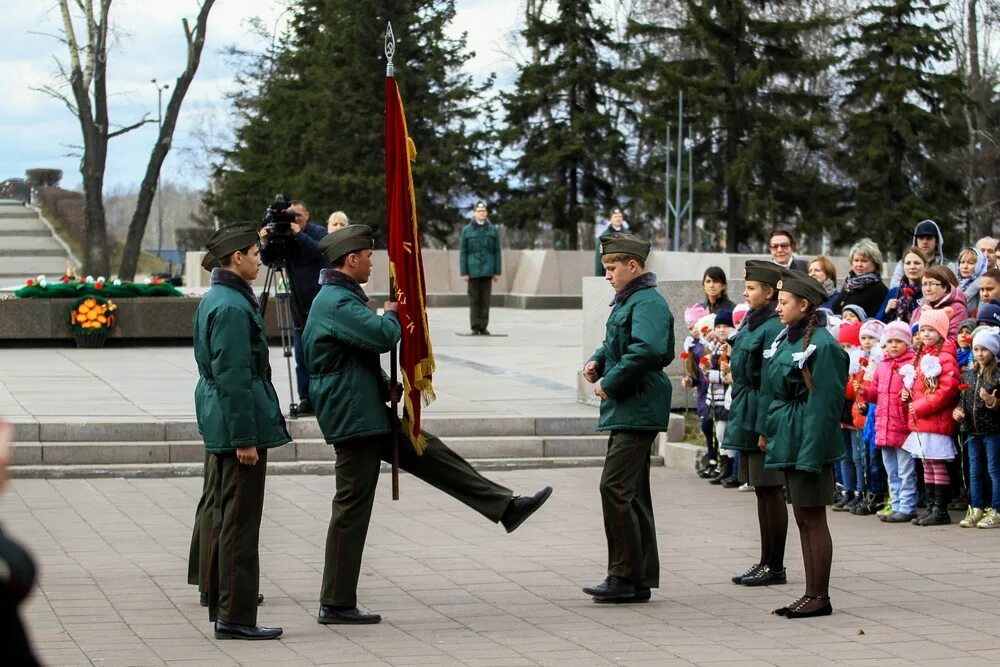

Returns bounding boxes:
[5,466,1000,666]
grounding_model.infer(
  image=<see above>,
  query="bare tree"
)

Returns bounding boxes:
[39,0,216,278]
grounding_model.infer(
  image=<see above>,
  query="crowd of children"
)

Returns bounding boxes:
[684,260,1000,531]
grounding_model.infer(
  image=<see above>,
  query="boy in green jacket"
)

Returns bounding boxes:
[582,233,674,603]
[304,225,551,625]
[193,224,291,640]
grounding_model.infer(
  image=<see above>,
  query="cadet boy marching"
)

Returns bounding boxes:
[193,224,290,640]
[459,201,502,335]
[303,224,551,624]
[582,233,674,603]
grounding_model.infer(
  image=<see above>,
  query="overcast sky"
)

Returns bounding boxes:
[1,0,520,191]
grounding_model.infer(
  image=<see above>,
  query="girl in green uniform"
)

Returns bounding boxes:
[723,260,789,587]
[764,269,848,619]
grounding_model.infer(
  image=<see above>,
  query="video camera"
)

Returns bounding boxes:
[261,194,298,264]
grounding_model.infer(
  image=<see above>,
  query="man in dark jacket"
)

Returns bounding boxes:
[768,229,809,273]
[194,224,291,640]
[582,233,674,603]
[260,200,327,414]
[459,201,502,334]
[304,224,551,625]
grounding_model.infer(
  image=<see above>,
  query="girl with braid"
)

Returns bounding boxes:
[722,260,788,587]
[763,269,848,619]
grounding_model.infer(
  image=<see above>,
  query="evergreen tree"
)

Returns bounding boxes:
[837,0,967,256]
[626,1,842,252]
[500,0,628,249]
[208,0,497,245]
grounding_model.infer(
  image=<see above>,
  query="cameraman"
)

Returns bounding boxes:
[259,200,327,415]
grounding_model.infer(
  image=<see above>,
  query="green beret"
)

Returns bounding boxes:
[775,268,827,307]
[205,223,259,261]
[319,224,375,264]
[201,251,220,272]
[599,233,651,261]
[744,259,781,285]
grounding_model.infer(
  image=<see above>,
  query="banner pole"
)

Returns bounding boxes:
[385,22,400,501]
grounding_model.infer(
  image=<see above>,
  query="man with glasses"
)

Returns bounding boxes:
[767,229,809,272]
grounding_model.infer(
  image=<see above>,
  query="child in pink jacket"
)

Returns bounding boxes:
[859,320,917,522]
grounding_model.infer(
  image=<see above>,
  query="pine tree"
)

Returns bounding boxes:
[626,1,842,252]
[499,0,628,249]
[208,0,497,245]
[837,0,967,256]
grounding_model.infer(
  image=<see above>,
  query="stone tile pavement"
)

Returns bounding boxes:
[5,466,1000,666]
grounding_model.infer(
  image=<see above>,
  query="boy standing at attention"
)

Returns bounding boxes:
[582,233,674,603]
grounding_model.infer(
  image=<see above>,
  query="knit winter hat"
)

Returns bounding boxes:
[973,327,1000,356]
[684,303,708,327]
[732,303,750,327]
[859,319,885,342]
[959,318,977,333]
[883,320,913,346]
[977,303,1000,327]
[918,307,951,341]
[842,304,867,321]
[837,321,862,347]
[715,309,734,328]
[694,314,716,337]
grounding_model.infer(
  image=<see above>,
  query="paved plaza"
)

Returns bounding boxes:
[5,466,1000,666]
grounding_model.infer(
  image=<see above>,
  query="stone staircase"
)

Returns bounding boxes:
[0,199,75,288]
[9,414,687,478]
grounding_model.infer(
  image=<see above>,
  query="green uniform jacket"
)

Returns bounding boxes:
[763,326,847,472]
[303,283,401,445]
[193,284,291,454]
[589,280,674,431]
[722,313,784,452]
[459,222,502,278]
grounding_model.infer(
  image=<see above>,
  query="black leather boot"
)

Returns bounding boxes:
[920,484,952,525]
[709,456,732,485]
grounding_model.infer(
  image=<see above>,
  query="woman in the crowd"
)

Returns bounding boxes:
[911,265,969,341]
[808,256,839,309]
[701,266,736,314]
[831,239,889,320]
[877,247,928,323]
[957,247,987,315]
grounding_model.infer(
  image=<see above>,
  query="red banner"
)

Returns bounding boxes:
[385,76,436,454]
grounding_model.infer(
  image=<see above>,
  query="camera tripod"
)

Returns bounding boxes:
[259,262,300,419]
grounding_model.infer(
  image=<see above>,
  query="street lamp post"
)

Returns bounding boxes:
[151,79,170,260]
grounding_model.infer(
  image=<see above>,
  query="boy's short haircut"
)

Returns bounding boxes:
[219,242,258,268]
[982,268,1000,282]
[602,252,645,268]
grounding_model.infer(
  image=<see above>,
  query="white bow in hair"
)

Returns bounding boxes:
[898,363,916,390]
[791,344,817,369]
[919,354,942,380]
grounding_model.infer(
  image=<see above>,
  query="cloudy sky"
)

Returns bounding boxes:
[1,0,520,191]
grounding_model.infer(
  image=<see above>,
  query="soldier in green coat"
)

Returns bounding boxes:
[765,269,847,619]
[459,201,501,334]
[304,224,551,625]
[582,233,674,603]
[193,224,291,640]
[724,260,789,588]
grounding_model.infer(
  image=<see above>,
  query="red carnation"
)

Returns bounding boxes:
[679,351,690,360]
[700,356,711,367]
[959,383,971,391]
[25,278,34,287]
[94,281,104,290]
[902,287,914,296]
[700,326,710,334]
[859,358,869,367]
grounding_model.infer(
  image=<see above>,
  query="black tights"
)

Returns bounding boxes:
[789,505,833,612]
[755,485,787,570]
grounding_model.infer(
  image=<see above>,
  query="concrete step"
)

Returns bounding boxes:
[9,456,665,479]
[11,435,614,466]
[0,256,73,276]
[0,236,67,255]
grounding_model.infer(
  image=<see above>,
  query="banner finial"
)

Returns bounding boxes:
[385,22,396,77]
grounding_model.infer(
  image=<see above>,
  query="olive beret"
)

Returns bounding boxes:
[319,224,375,264]
[744,259,781,285]
[204,222,259,261]
[775,268,827,307]
[599,233,651,261]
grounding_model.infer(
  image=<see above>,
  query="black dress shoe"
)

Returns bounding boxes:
[295,399,315,416]
[201,593,263,607]
[500,486,553,533]
[317,604,382,625]
[214,620,282,640]
[731,563,764,584]
[592,587,651,603]
[721,475,741,488]
[784,596,832,618]
[582,575,636,600]
[741,566,787,587]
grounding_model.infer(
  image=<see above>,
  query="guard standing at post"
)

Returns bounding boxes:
[304,224,551,625]
[582,233,674,603]
[459,201,501,335]
[194,224,291,640]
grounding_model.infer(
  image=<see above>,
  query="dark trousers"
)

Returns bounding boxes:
[292,328,310,402]
[187,452,217,592]
[208,449,268,626]
[600,430,659,589]
[467,277,493,331]
[321,430,513,608]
